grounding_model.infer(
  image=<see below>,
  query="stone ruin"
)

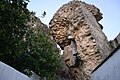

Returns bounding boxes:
[49,1,112,80]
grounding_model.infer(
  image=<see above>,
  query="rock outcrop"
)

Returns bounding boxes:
[49,1,111,80]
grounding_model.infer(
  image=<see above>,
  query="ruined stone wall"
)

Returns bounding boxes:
[109,33,120,51]
[27,14,50,35]
[49,1,111,80]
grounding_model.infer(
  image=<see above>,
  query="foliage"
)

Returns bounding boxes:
[0,0,30,66]
[25,28,61,79]
[0,0,61,79]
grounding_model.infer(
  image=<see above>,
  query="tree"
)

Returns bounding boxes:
[0,0,30,67]
[0,0,61,79]
[24,28,61,79]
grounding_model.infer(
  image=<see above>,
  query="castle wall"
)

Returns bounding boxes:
[49,1,111,80]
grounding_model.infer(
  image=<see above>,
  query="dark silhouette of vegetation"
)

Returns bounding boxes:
[41,11,46,18]
[0,0,61,79]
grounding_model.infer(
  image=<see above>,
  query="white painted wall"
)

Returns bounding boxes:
[0,61,40,80]
[91,48,120,80]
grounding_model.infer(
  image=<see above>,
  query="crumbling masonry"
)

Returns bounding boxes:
[49,1,112,80]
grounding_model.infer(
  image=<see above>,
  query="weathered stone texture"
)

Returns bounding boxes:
[109,33,120,51]
[27,14,50,35]
[49,1,111,80]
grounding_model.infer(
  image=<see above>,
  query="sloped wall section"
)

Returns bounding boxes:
[91,33,120,80]
[91,46,120,80]
[0,61,40,80]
